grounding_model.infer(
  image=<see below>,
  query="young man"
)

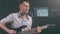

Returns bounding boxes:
[0,0,42,34]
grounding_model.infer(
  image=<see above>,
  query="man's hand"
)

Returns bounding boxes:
[7,30,16,34]
[37,26,42,33]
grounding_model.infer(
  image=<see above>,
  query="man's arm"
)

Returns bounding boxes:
[0,14,16,34]
[0,22,10,32]
[0,22,16,34]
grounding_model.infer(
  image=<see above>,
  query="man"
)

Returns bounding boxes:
[0,0,42,34]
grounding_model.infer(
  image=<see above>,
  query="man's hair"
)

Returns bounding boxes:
[17,0,29,11]
[18,0,29,5]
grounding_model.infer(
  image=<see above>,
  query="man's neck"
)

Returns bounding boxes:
[21,14,27,19]
[19,11,27,19]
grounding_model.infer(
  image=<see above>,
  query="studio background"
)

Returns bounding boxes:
[0,0,60,34]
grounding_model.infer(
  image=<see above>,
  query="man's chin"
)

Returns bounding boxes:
[23,12,29,14]
[24,12,28,14]
[21,13,28,15]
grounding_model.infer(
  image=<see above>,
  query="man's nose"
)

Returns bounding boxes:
[24,7,28,9]
[25,7,28,9]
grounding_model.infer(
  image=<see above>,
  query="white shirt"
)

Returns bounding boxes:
[0,12,32,31]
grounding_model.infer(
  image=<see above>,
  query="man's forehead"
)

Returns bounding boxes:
[21,1,29,5]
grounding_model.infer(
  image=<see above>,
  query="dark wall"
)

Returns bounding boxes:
[0,0,60,34]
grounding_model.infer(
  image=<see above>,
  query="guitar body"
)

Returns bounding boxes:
[0,25,27,34]
[0,24,55,34]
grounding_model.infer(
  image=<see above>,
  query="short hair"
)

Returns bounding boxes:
[17,0,29,11]
[18,0,29,5]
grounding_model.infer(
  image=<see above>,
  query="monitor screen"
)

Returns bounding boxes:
[34,7,48,17]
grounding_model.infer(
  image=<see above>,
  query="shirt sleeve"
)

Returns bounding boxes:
[0,14,13,23]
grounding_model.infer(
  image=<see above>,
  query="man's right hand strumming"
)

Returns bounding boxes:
[7,30,16,34]
[0,22,16,34]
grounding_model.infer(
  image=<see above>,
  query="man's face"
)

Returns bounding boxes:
[19,1,30,14]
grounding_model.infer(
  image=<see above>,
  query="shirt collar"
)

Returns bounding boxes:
[18,11,29,20]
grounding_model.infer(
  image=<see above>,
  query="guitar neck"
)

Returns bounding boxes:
[31,24,55,31]
[31,25,48,31]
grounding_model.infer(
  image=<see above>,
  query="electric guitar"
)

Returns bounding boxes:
[15,24,55,34]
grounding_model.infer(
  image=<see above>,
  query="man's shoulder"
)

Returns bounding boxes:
[9,12,18,16]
